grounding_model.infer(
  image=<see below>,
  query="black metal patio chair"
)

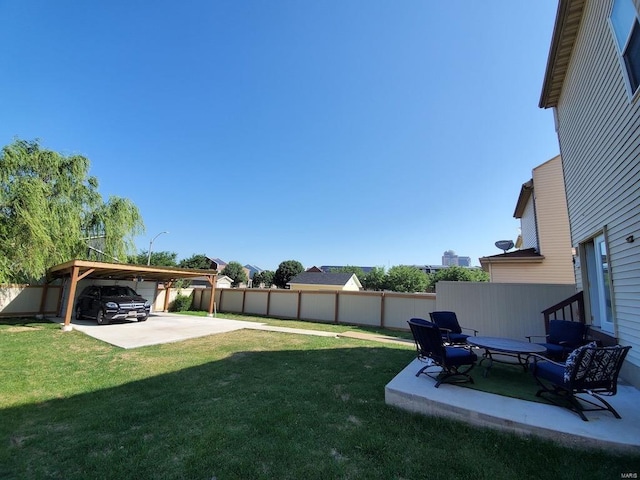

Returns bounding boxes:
[429,310,478,345]
[530,342,631,421]
[408,317,478,388]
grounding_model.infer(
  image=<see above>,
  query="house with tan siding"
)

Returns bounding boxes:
[480,155,575,284]
[539,0,640,386]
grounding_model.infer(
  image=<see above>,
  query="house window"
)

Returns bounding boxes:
[610,0,640,95]
[582,233,614,334]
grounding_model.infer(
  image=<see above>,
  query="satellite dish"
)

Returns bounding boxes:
[495,240,515,253]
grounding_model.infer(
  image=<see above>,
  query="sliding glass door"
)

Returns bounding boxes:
[584,234,614,333]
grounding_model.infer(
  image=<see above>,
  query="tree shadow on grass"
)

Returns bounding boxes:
[1,342,637,480]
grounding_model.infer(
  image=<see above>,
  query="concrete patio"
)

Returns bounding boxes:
[386,358,640,453]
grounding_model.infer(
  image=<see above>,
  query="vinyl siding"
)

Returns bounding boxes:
[555,0,640,371]
[520,198,538,249]
[488,263,563,284]
[531,157,575,283]
[483,156,573,284]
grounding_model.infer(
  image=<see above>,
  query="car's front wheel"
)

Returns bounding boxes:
[96,310,110,325]
[75,305,83,320]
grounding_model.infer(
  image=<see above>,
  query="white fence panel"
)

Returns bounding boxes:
[220,289,244,313]
[268,291,299,319]
[299,292,336,323]
[436,282,578,339]
[244,290,269,316]
[384,293,437,330]
[338,292,382,327]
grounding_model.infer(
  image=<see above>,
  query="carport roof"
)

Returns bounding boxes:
[48,259,217,283]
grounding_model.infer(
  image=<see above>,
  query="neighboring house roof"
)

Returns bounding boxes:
[189,275,232,288]
[288,272,362,288]
[244,264,263,278]
[539,0,587,108]
[306,266,323,272]
[479,248,544,265]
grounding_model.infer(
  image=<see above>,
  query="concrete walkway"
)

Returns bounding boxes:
[49,312,338,349]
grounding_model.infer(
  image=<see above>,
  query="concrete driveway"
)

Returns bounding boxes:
[49,312,336,349]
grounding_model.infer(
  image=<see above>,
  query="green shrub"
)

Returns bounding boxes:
[169,294,192,312]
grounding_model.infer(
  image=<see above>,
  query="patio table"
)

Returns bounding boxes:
[466,336,547,377]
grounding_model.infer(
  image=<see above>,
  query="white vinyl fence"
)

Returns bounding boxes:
[193,281,577,335]
[2,281,576,340]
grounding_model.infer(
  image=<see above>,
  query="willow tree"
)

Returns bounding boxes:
[0,138,145,283]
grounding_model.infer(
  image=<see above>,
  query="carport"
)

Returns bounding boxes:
[46,259,217,330]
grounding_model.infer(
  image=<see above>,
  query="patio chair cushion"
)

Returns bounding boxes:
[429,311,478,345]
[547,320,587,348]
[533,320,588,360]
[532,359,566,386]
[431,311,462,334]
[564,341,597,382]
[443,345,478,367]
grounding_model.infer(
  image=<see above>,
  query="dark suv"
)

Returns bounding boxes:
[75,285,151,325]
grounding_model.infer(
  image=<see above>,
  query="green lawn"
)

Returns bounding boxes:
[1,317,639,480]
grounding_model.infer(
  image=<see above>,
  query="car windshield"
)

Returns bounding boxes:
[101,286,137,297]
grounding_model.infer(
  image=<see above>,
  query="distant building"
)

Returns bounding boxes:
[442,251,471,267]
[457,257,471,267]
[413,265,447,275]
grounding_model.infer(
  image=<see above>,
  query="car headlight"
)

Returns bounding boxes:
[105,302,118,309]
[144,301,151,307]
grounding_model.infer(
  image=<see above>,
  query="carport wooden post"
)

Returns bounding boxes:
[63,265,80,330]
[62,265,95,330]
[206,274,217,316]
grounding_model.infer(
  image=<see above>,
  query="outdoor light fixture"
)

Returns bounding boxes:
[147,231,169,265]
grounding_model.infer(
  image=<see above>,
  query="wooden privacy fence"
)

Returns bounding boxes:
[192,288,437,330]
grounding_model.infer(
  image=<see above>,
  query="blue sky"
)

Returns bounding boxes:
[1,1,561,271]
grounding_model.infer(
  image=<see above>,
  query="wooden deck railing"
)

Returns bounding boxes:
[541,290,585,331]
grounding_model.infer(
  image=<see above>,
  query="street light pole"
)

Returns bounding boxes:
[147,231,169,265]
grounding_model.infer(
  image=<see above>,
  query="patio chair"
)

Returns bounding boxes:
[429,311,478,345]
[526,319,588,360]
[408,317,478,388]
[530,343,631,421]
